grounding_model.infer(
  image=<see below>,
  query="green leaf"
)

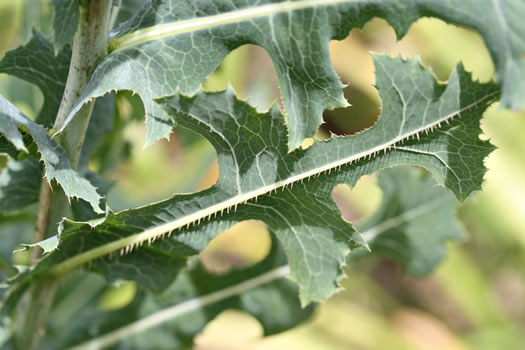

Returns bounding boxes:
[0,158,42,212]
[0,30,70,128]
[0,322,9,349]
[110,0,144,29]
[58,0,522,151]
[46,239,313,350]
[40,272,144,350]
[14,235,61,255]
[50,0,79,53]
[351,167,464,276]
[0,95,114,216]
[3,56,498,310]
[0,135,24,159]
[0,213,34,282]
[427,0,524,111]
[0,94,103,214]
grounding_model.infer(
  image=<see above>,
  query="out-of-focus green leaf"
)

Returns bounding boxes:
[110,0,144,30]
[0,213,34,282]
[0,158,41,212]
[351,167,464,276]
[46,240,313,350]
[38,272,144,350]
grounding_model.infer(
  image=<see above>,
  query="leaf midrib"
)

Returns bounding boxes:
[110,0,352,51]
[45,90,496,279]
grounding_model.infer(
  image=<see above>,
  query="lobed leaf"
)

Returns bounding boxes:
[59,0,523,151]
[0,94,103,214]
[42,166,463,349]
[0,31,117,216]
[2,56,499,311]
[351,167,464,276]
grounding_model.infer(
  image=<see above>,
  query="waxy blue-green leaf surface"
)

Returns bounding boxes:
[0,94,103,214]
[42,167,465,349]
[352,167,464,276]
[0,95,115,216]
[3,56,499,311]
[60,0,523,151]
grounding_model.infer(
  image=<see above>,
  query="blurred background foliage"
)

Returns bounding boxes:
[1,1,525,349]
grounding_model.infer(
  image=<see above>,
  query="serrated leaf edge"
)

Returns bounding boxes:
[43,80,497,279]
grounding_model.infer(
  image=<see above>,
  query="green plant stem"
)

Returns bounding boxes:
[30,180,53,263]
[55,0,112,168]
[15,1,113,349]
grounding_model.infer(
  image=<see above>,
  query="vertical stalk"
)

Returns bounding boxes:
[15,1,113,349]
[30,181,53,263]
[55,0,113,168]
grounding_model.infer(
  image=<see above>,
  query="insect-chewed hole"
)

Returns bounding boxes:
[97,280,137,311]
[325,16,495,137]
[204,44,281,113]
[105,116,218,211]
[325,25,381,137]
[332,175,382,224]
[200,220,271,275]
[194,310,263,348]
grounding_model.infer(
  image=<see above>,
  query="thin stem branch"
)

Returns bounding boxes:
[30,180,53,263]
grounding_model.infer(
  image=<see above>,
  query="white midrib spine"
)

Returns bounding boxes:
[111,0,352,51]
[47,91,495,277]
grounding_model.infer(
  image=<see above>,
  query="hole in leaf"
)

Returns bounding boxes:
[326,27,381,136]
[195,310,263,348]
[332,175,382,224]
[203,44,281,113]
[325,16,495,136]
[97,280,137,311]
[360,17,494,82]
[106,123,218,211]
[200,220,271,274]
[301,137,315,150]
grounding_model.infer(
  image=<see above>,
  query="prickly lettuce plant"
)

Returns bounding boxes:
[0,0,523,349]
